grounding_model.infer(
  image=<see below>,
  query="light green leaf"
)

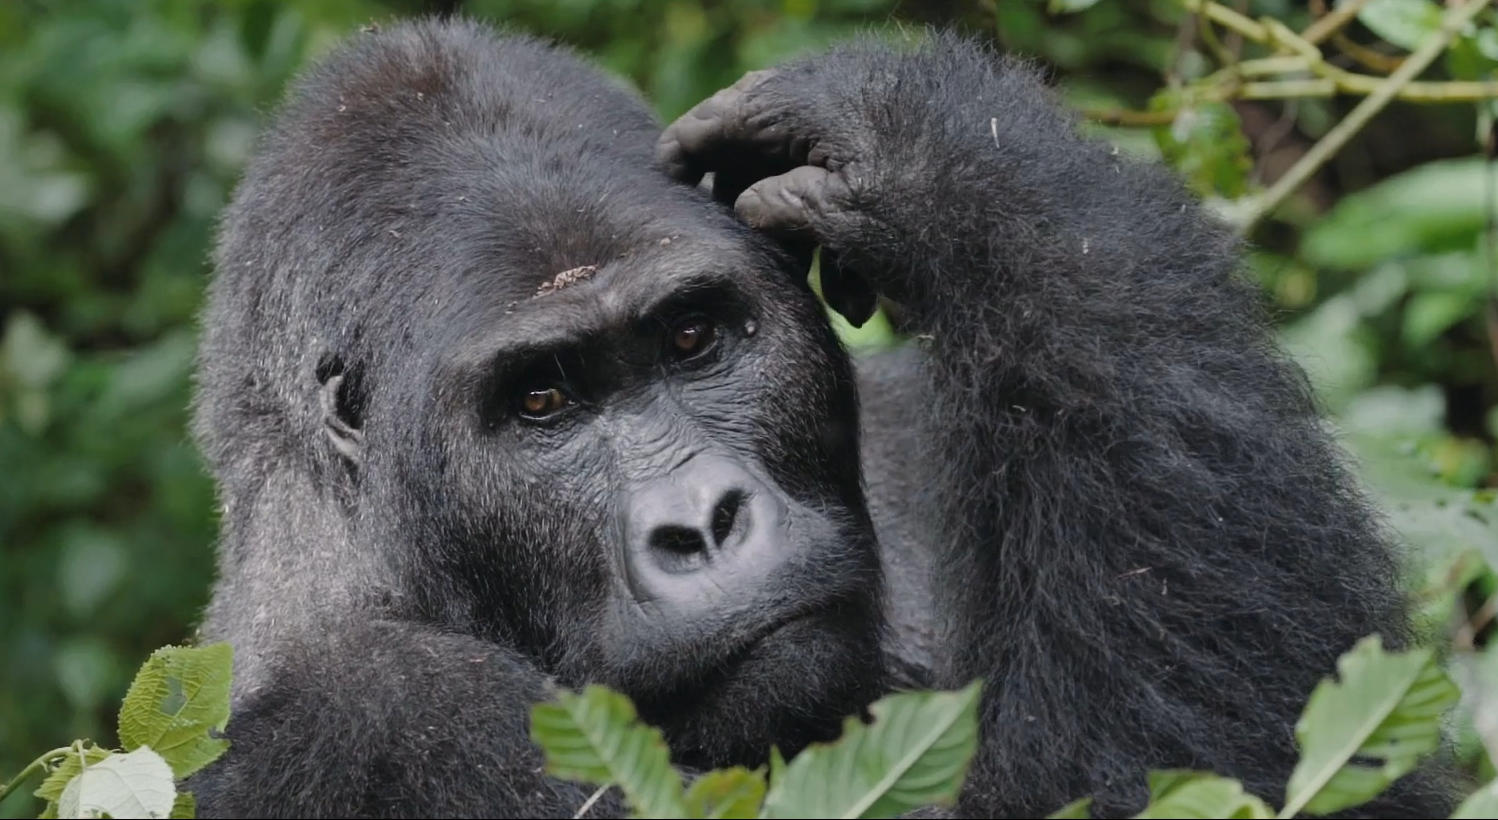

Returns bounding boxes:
[1047,795,1094,818]
[57,747,176,820]
[1450,778,1498,818]
[529,685,687,819]
[1401,290,1474,349]
[170,791,197,819]
[1149,98,1253,199]
[760,681,982,819]
[34,744,112,805]
[1282,636,1460,816]
[1133,770,1274,818]
[1302,159,1494,269]
[1348,0,1444,51]
[1048,0,1104,13]
[116,643,234,779]
[684,768,766,819]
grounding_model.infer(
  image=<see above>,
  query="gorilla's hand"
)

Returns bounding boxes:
[656,55,920,327]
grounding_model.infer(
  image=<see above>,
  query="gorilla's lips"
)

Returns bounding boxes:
[630,591,888,770]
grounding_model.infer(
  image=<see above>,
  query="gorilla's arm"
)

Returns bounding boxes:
[659,34,1453,818]
[189,618,619,819]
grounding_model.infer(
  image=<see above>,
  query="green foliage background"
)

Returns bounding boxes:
[2,0,1497,817]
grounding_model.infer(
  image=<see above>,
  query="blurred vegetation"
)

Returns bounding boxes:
[5,0,1498,816]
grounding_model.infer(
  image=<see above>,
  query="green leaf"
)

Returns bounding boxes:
[1350,0,1444,52]
[683,768,766,819]
[1148,97,1252,199]
[1302,159,1494,269]
[57,747,176,820]
[529,684,687,819]
[1133,770,1274,818]
[1282,635,1460,816]
[760,681,982,819]
[33,744,112,805]
[1047,795,1094,818]
[1048,0,1104,13]
[116,643,234,779]
[170,790,198,819]
[1401,290,1474,349]
[1450,778,1498,818]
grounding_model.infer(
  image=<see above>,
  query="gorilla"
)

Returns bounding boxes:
[186,15,1457,819]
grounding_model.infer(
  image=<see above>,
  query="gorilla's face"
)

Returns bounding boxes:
[344,174,886,767]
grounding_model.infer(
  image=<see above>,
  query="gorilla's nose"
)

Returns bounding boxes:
[622,454,790,601]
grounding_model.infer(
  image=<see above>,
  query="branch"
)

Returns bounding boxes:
[1241,0,1498,230]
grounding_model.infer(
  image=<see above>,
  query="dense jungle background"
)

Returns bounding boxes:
[5,0,1498,816]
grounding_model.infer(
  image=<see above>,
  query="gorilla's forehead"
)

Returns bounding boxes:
[437,214,772,348]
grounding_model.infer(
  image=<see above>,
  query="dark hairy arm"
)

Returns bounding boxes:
[659,32,1455,818]
[189,618,619,819]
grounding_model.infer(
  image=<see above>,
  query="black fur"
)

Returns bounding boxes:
[187,16,1457,819]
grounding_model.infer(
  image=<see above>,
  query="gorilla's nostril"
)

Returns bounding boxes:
[710,490,746,547]
[650,525,707,557]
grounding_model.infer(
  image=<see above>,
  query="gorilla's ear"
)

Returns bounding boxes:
[316,355,365,465]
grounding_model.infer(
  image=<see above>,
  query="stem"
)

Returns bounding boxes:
[1084,108,1179,126]
[1242,0,1498,232]
[1301,0,1372,45]
[0,747,72,803]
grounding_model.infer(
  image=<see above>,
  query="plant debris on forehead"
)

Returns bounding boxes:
[534,265,599,299]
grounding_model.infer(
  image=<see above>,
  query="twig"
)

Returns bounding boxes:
[1241,0,1498,231]
[1083,108,1179,126]
[1302,0,1373,45]
[0,747,72,803]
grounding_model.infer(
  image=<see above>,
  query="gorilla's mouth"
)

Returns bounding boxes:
[632,594,887,770]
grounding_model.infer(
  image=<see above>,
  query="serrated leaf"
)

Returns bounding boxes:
[529,685,687,819]
[34,744,112,804]
[170,791,197,819]
[1349,0,1444,51]
[1450,779,1498,818]
[1047,795,1094,818]
[117,643,234,779]
[684,768,765,819]
[1282,636,1460,817]
[760,681,982,819]
[57,747,176,820]
[1133,770,1274,818]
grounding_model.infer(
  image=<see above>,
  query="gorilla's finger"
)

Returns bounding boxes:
[733,165,837,236]
[657,70,787,182]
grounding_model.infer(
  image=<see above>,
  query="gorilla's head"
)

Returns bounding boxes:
[195,19,886,768]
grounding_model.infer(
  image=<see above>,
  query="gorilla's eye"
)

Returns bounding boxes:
[669,317,717,360]
[518,386,570,419]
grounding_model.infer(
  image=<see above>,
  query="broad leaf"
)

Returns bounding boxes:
[56,747,176,820]
[1348,0,1444,52]
[683,768,765,819]
[170,791,197,819]
[1133,770,1274,819]
[530,685,687,819]
[1301,159,1494,269]
[1450,779,1498,818]
[1149,96,1252,199]
[760,681,982,819]
[33,744,111,805]
[117,643,234,779]
[1282,636,1459,816]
